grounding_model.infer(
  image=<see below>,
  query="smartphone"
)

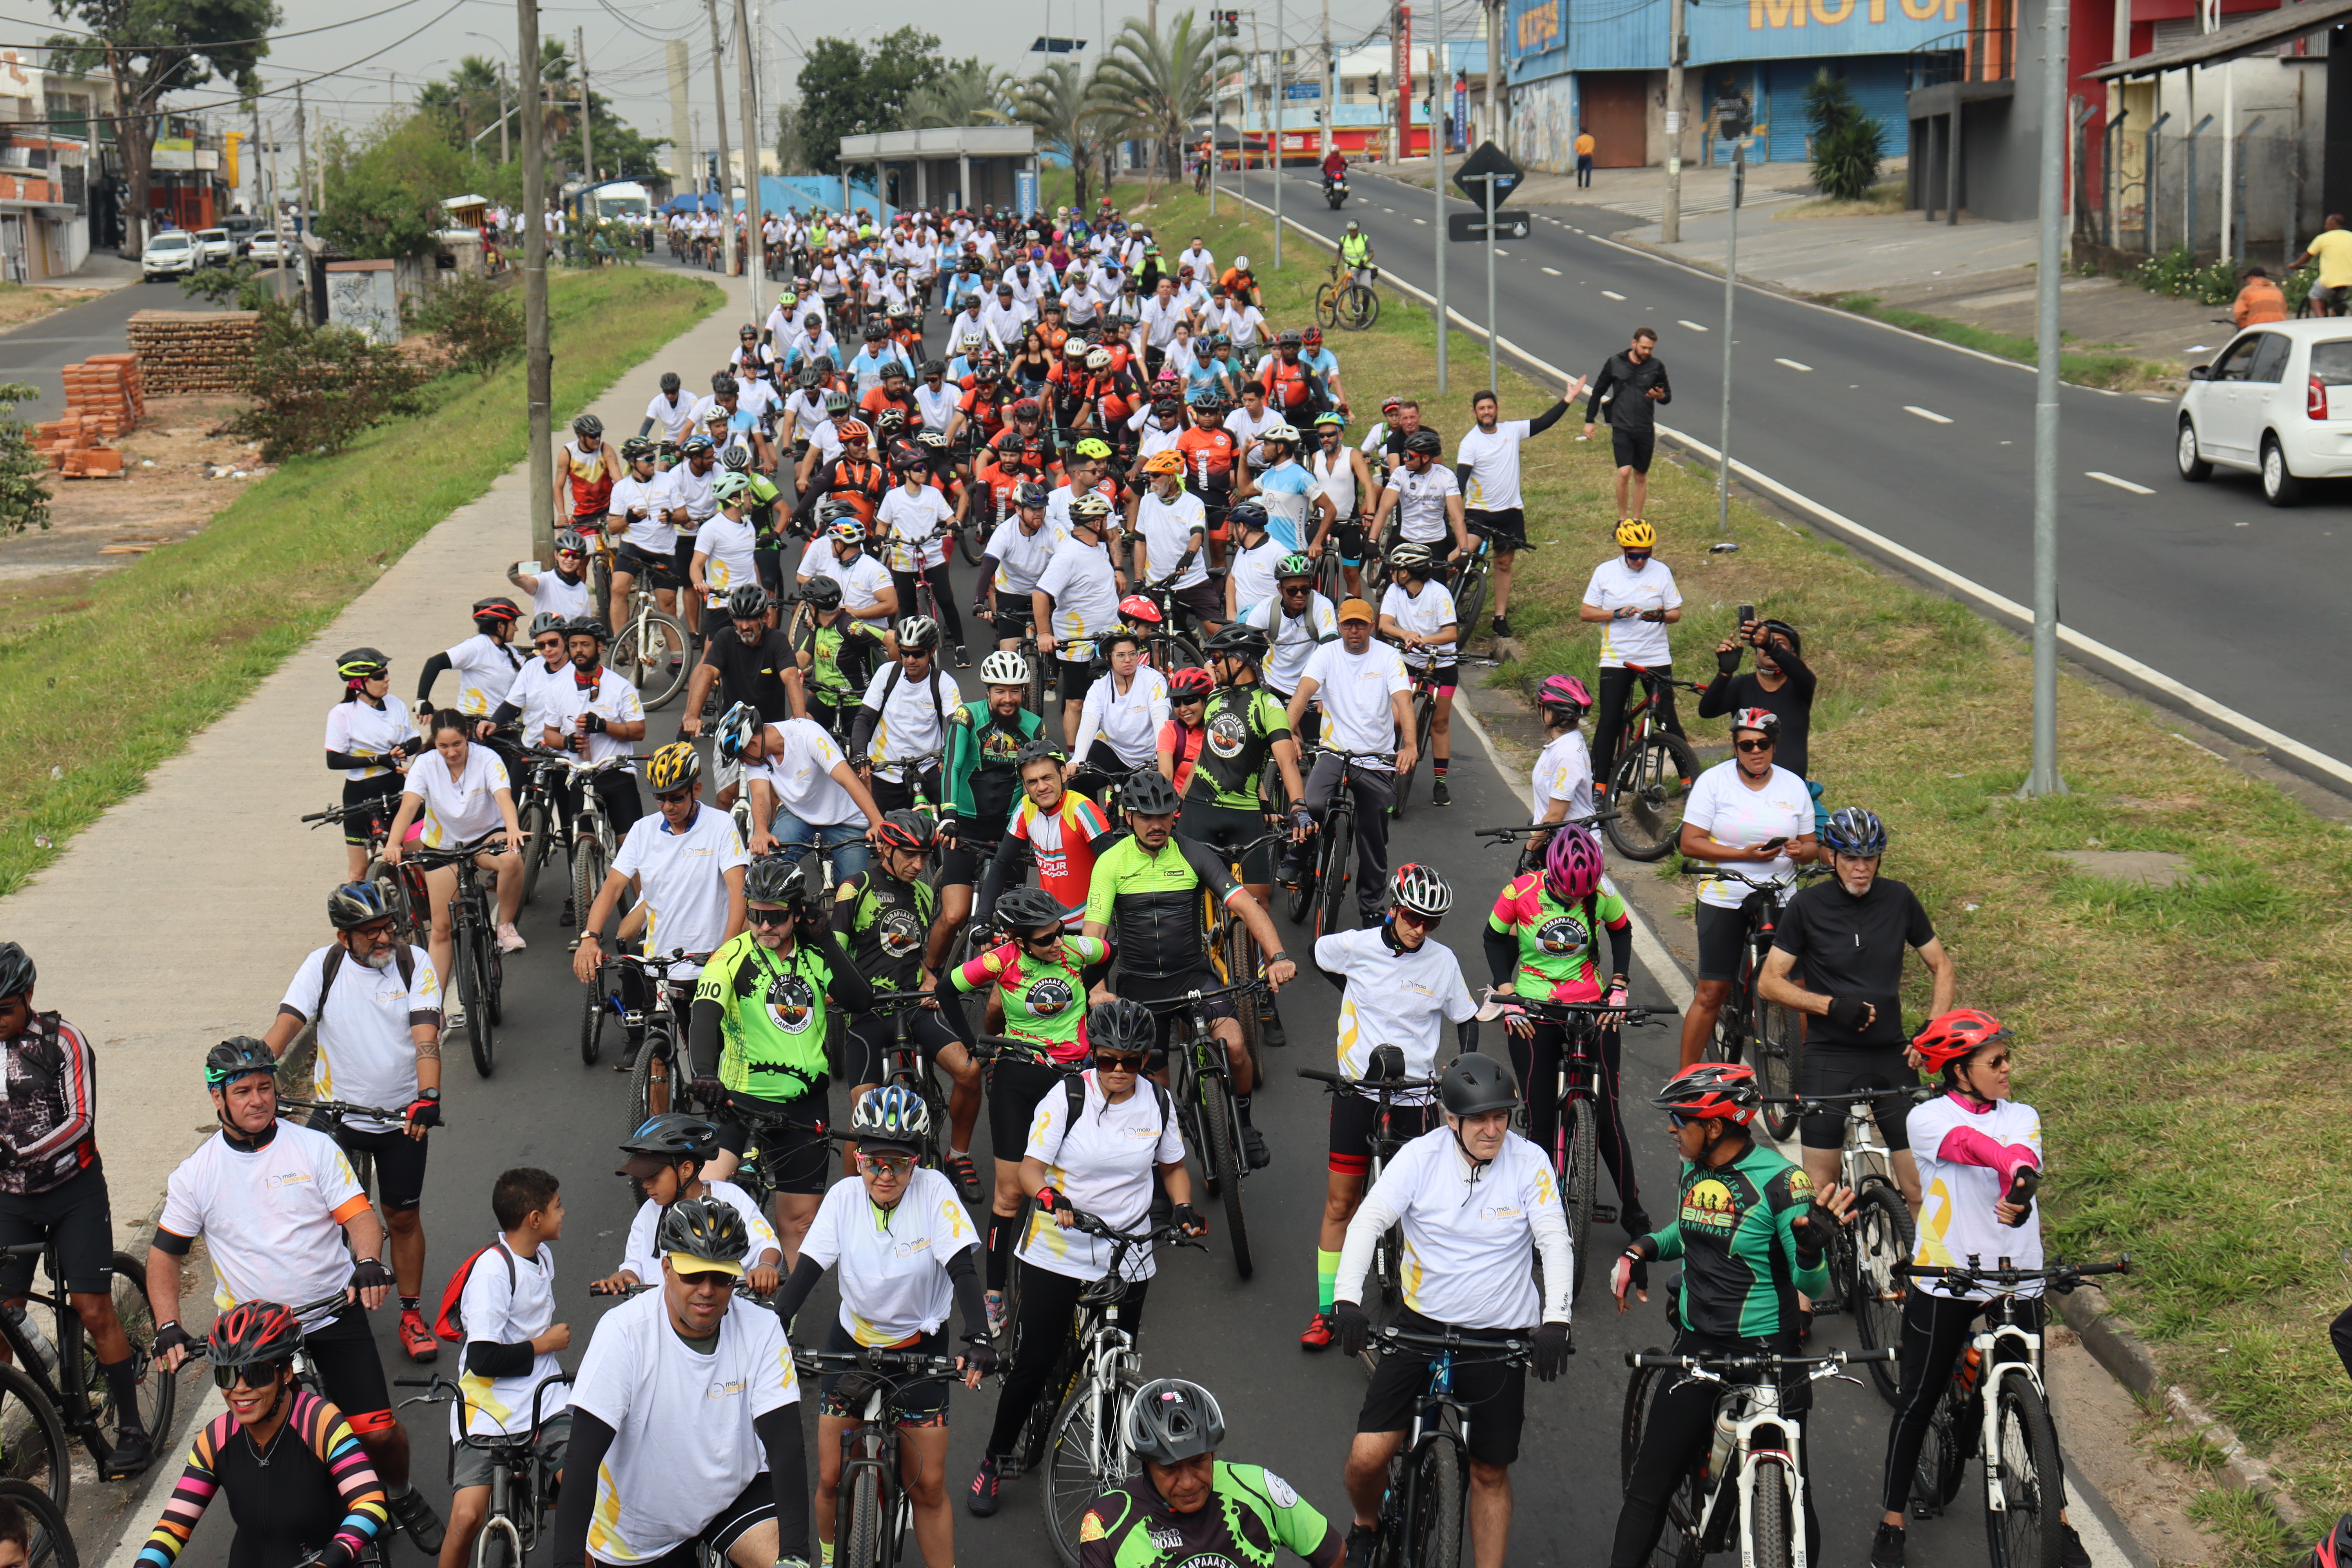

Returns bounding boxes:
[1738,603,1755,627]
[1760,837,1789,852]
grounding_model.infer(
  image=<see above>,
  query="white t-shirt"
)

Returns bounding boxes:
[1909,1095,2046,1301]
[750,720,864,828]
[1036,535,1121,657]
[569,1289,798,1565]
[404,743,512,848]
[541,666,646,765]
[1298,637,1409,768]
[984,516,1066,597]
[1382,464,1461,547]
[1682,759,1813,909]
[281,941,439,1133]
[1379,580,1458,669]
[1581,557,1682,668]
[1312,927,1477,1098]
[1075,665,1171,769]
[801,1168,979,1345]
[443,632,523,716]
[609,801,750,976]
[608,474,673,556]
[159,1123,369,1331]
[694,511,760,596]
[502,657,570,738]
[1531,729,1595,822]
[1018,1071,1185,1284]
[644,392,696,443]
[858,661,959,780]
[659,462,719,532]
[1224,404,1278,454]
[530,571,595,624]
[1456,419,1536,512]
[878,485,956,573]
[456,1238,567,1438]
[1353,1125,1565,1329]
[323,699,416,782]
[799,543,895,620]
[617,1181,782,1282]
[1134,489,1209,591]
[1225,537,1284,616]
[1241,592,1338,695]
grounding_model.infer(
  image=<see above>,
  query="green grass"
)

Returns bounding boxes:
[1127,182,2352,1539]
[0,267,722,896]
[1773,180,1907,220]
[1835,292,2169,390]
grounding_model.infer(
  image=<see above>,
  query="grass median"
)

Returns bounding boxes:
[0,266,723,897]
[1135,180,2350,1559]
[1834,292,2170,392]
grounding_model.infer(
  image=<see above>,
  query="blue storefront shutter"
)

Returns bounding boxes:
[1845,56,1912,159]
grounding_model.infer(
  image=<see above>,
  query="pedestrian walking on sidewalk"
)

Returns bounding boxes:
[1583,328,1671,521]
[1575,128,1596,188]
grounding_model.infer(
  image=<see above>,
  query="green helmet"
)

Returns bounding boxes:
[1275,552,1315,581]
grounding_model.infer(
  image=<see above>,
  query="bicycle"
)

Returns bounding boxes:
[588,950,711,1122]
[1764,1088,1926,1397]
[549,750,645,995]
[403,841,510,1078]
[792,1346,962,1568]
[1446,518,1532,652]
[502,744,570,911]
[1122,582,1207,675]
[1282,748,1392,942]
[611,578,694,711]
[0,1477,73,1568]
[1899,1257,2130,1568]
[393,1372,573,1568]
[299,796,422,944]
[1601,666,1705,862]
[1621,1343,1898,1568]
[1130,977,1264,1281]
[1391,662,1442,814]
[1313,262,1381,333]
[0,1232,173,1496]
[1362,1323,1537,1568]
[1299,1049,1436,1333]
[279,1096,441,1205]
[858,988,958,1178]
[1680,863,1825,1140]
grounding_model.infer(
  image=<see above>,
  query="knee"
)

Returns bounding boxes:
[1322,1186,1360,1227]
[386,1207,423,1236]
[1468,1458,1511,1494]
[1691,981,1732,1010]
[901,1464,947,1509]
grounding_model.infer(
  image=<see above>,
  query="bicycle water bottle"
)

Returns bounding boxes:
[1704,1406,1738,1484]
[4,1303,58,1376]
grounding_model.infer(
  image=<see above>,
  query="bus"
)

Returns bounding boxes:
[582,180,653,222]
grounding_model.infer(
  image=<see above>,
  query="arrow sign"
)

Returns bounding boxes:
[1448,209,1532,241]
[1450,138,1524,205]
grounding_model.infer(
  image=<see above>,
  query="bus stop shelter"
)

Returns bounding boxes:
[836,126,1040,214]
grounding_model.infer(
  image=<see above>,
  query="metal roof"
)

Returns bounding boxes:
[2087,0,2352,79]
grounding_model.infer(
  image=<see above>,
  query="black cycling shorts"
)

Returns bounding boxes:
[937,835,1002,889]
[713,1089,833,1196]
[1163,578,1224,628]
[672,536,703,585]
[1797,1047,1918,1153]
[1116,967,1237,1056]
[1466,507,1527,552]
[1053,657,1092,704]
[816,1321,951,1424]
[985,1053,1068,1167]
[1178,797,1277,882]
[842,1009,963,1092]
[629,1472,780,1568]
[0,1164,116,1295]
[616,542,681,589]
[1610,428,1656,474]
[1693,903,1751,984]
[1327,1094,1438,1178]
[337,1123,429,1212]
[340,773,404,849]
[1356,1308,1528,1465]
[304,1301,393,1420]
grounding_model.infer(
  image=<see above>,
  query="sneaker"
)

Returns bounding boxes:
[1869,1523,1907,1568]
[2059,1524,2092,1568]
[954,644,971,668]
[1343,1523,1379,1568]
[1299,1311,1336,1351]
[966,1456,1002,1517]
[985,1289,1009,1339]
[1431,779,1451,807]
[1242,1125,1270,1169]
[102,1425,155,1478]
[398,1308,439,1363]
[388,1486,447,1552]
[1493,614,1512,638]
[496,921,528,953]
[1275,860,1304,891]
[945,1151,982,1203]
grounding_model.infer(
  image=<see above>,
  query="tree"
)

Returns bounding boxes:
[44,0,279,249]
[1093,15,1237,183]
[419,54,507,151]
[795,26,948,174]
[775,100,806,176]
[1012,59,1123,212]
[318,113,469,259]
[906,60,1012,129]
[1802,69,1886,201]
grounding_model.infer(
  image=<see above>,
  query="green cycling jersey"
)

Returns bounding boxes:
[690,927,874,1097]
[1078,1461,1337,1568]
[1184,686,1290,811]
[1643,1134,1826,1341]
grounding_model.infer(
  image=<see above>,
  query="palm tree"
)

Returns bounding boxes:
[1092,14,1238,181]
[1012,58,1125,211]
[905,60,1013,129]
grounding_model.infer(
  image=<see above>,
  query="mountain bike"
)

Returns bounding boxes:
[1447,518,1532,652]
[280,1096,436,1201]
[0,1479,72,1568]
[1123,582,1207,674]
[1602,666,1704,862]
[394,1372,572,1568]
[1363,1323,1537,1568]
[555,751,644,1002]
[1392,663,1442,813]
[1299,1050,1436,1332]
[506,745,570,910]
[0,1232,172,1496]
[860,988,958,1180]
[612,579,693,710]
[1767,1088,1927,1398]
[1196,827,1289,1060]
[1314,262,1381,333]
[581,949,707,1119]
[299,795,422,944]
[1622,1344,1897,1568]
[1899,1258,2131,1568]
[405,840,510,1078]
[1681,863,1825,1140]
[1282,748,1391,943]
[793,1346,962,1568]
[1131,977,1263,1281]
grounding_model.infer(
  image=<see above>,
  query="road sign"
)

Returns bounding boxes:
[1285,81,1321,99]
[1450,138,1524,205]
[1448,209,1532,241]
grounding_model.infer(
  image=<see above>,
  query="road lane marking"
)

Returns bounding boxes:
[2087,470,2154,495]
[1677,319,1708,332]
[1412,217,1427,225]
[1905,405,1954,424]
[1494,249,1509,256]
[1774,358,1812,371]
[1541,266,1562,276]
[1602,289,1626,300]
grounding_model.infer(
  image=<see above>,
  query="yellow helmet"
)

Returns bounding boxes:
[646,742,703,792]
[1614,518,1657,550]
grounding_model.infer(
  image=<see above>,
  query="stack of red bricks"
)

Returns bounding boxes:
[34,353,143,478]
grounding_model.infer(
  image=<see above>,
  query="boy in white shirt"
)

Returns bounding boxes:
[445,1168,572,1568]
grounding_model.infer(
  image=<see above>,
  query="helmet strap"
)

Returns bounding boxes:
[218,1106,278,1152]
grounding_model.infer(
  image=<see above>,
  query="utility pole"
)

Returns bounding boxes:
[1321,0,1333,160]
[293,86,312,321]
[1431,3,1447,394]
[577,27,592,180]
[265,114,288,303]
[1662,0,1684,243]
[1485,0,1499,149]
[705,0,735,277]
[735,0,764,324]
[499,70,510,164]
[248,96,263,218]
[520,0,555,561]
[1716,138,1741,534]
[2021,0,2068,797]
[1273,0,1285,267]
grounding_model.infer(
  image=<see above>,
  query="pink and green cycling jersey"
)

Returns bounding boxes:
[949,933,1109,1063]
[1488,872,1630,1002]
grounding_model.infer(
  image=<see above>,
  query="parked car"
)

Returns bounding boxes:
[194,227,233,267]
[140,230,198,283]
[2174,318,2352,505]
[245,232,287,265]
[221,214,265,253]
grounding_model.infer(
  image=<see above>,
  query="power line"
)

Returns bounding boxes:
[0,0,434,53]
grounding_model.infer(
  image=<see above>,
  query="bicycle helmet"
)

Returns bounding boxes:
[710,371,736,394]
[1614,518,1656,550]
[529,611,568,640]
[1167,666,1215,702]
[203,1036,279,1088]
[1014,735,1068,769]
[1912,1009,2012,1076]
[1820,806,1888,858]
[1439,1053,1519,1118]
[1388,542,1436,576]
[875,409,908,435]
[565,615,611,644]
[681,434,716,457]
[896,615,942,652]
[1401,428,1442,458]
[915,429,950,454]
[646,741,702,791]
[1302,326,1324,348]
[655,1195,750,1273]
[1085,347,1114,371]
[660,373,682,393]
[1263,421,1304,447]
[921,359,947,377]
[870,809,938,855]
[619,1112,719,1162]
[1650,1061,1760,1125]
[1543,824,1609,904]
[1729,706,1781,740]
[711,472,753,505]
[1125,1379,1227,1465]
[714,702,761,762]
[1535,674,1592,720]
[206,1300,303,1373]
[836,419,871,443]
[0,942,31,999]
[1203,623,1270,663]
[979,649,1032,686]
[1112,593,1163,630]
[1756,618,1803,659]
[326,880,394,931]
[571,414,604,438]
[336,646,390,682]
[1012,398,1044,421]
[1073,437,1113,461]
[622,437,657,463]
[1071,494,1114,524]
[1141,449,1183,477]
[817,497,863,530]
[1273,552,1314,582]
[797,575,844,611]
[889,439,926,471]
[1225,499,1269,535]
[849,1085,930,1153]
[721,443,753,472]
[726,583,772,621]
[994,886,1067,935]
[1390,862,1454,918]
[744,855,812,909]
[1088,996,1157,1056]
[472,595,522,628]
[828,519,867,547]
[799,367,825,390]
[822,390,853,415]
[554,528,587,557]
[1313,410,1346,430]
[1122,770,1183,817]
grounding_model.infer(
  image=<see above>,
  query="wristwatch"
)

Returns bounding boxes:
[1267,951,1290,966]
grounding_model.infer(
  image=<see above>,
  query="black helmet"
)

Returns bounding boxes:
[204,1036,279,1088]
[326,880,393,931]
[1403,428,1443,457]
[726,583,772,620]
[472,595,522,627]
[863,321,888,341]
[336,646,390,682]
[619,1112,718,1161]
[744,855,811,908]
[1123,1378,1226,1465]
[655,1194,751,1269]
[1203,623,1269,662]
[1087,996,1157,1055]
[621,437,657,463]
[566,615,611,644]
[1015,734,1068,769]
[994,886,1065,934]
[207,1299,303,1372]
[710,371,735,394]
[920,359,946,377]
[659,372,681,393]
[1439,1053,1519,1118]
[572,413,603,437]
[1122,770,1182,816]
[798,575,844,611]
[1225,499,1269,535]
[0,942,33,999]
[798,367,824,390]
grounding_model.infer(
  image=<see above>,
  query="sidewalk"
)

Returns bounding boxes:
[1367,154,1829,220]
[32,249,144,292]
[0,299,739,1258]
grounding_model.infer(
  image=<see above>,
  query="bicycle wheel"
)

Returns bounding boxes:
[81,1255,175,1463]
[1312,810,1353,942]
[1405,1441,1463,1568]
[473,1515,521,1568]
[518,800,552,907]
[842,1463,884,1568]
[579,977,607,1065]
[1912,1400,1969,1512]
[1390,691,1434,813]
[1342,284,1381,331]
[628,1028,674,1127]
[1314,284,1342,330]
[457,929,495,1078]
[1750,1455,1797,1568]
[1989,1381,2065,1568]
[1850,1181,1914,1403]
[0,1361,69,1504]
[1203,1080,1252,1279]
[570,829,609,942]
[1602,732,1700,862]
[1621,1361,1706,1568]
[1562,1097,1600,1306]
[614,612,691,709]
[1043,1372,1139,1566]
[1451,563,1490,647]
[0,1479,75,1568]
[483,910,506,1028]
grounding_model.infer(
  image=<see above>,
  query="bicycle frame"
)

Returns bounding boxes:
[396,1373,572,1567]
[794,1348,958,1568]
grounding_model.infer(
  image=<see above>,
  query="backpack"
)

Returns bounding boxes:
[1050,1072,1172,1160]
[311,942,418,1022]
[433,1242,517,1344]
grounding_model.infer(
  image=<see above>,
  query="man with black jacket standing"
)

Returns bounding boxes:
[1582,328,1671,522]
[1455,376,1586,641]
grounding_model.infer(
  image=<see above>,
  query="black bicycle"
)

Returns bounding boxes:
[1681,863,1825,1141]
[299,796,419,945]
[596,950,714,1125]
[1603,667,1704,862]
[281,1096,442,1212]
[1131,977,1263,1281]
[1300,1050,1437,1332]
[0,1233,173,1496]
[1364,1324,1539,1568]
[394,1372,572,1568]
[403,840,511,1078]
[861,988,958,1183]
[1283,747,1393,942]
[793,1346,961,1568]
[0,1478,73,1568]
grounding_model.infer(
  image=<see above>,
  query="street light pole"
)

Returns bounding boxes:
[2021,0,2069,797]
[735,0,764,325]
[1716,139,1740,534]
[705,0,735,279]
[1662,0,1684,243]
[1431,0,1447,394]
[519,0,554,560]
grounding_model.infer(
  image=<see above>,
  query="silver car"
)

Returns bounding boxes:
[2174,317,2352,505]
[195,227,233,267]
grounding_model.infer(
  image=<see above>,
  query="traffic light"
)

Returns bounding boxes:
[1217,9,1241,36]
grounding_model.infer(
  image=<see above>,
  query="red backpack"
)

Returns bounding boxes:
[432,1243,516,1345]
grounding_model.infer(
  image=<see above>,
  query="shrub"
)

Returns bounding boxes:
[2131,245,2242,307]
[0,382,49,537]
[180,260,271,311]
[1803,69,1887,201]
[407,274,523,378]
[227,301,430,463]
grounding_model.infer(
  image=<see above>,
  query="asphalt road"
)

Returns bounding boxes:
[1226,163,2352,777]
[0,279,233,425]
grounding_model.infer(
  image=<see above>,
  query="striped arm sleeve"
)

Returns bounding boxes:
[136,1419,228,1568]
[303,1395,392,1555]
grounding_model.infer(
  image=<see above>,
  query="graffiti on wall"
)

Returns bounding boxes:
[1511,73,1581,173]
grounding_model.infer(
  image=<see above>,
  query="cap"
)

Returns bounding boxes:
[665,1249,745,1279]
[1338,598,1376,624]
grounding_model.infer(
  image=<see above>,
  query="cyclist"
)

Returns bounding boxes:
[1129,449,1224,636]
[1674,708,1819,1069]
[604,438,675,633]
[416,596,524,719]
[1366,428,1466,567]
[323,647,420,883]
[492,612,574,752]
[1298,327,1346,414]
[1526,675,1595,850]
[1305,413,1375,601]
[931,650,1046,973]
[1077,1379,1340,1568]
[1484,824,1644,1237]
[598,1115,783,1296]
[0,943,156,1474]
[1277,599,1416,925]
[1328,1054,1573,1568]
[1165,626,1307,976]
[784,573,885,736]
[658,435,722,630]
[832,811,984,1195]
[688,857,874,1265]
[555,413,622,535]
[150,1039,444,1549]
[877,450,969,666]
[1376,542,1461,806]
[135,1300,390,1568]
[848,615,958,813]
[1234,421,1333,557]
[973,736,1116,935]
[540,615,649,846]
[797,515,900,633]
[1608,1063,1851,1568]
[260,882,445,1363]
[1758,806,1955,1205]
[382,707,528,984]
[642,372,694,451]
[1238,554,1338,722]
[968,999,1200,1519]
[683,586,795,750]
[1071,627,1171,794]
[549,1199,811,1568]
[976,482,1061,650]
[689,474,765,641]
[1582,518,1685,789]
[741,709,884,881]
[1034,493,1126,746]
[772,1089,997,1568]
[1457,377,1583,639]
[1699,616,1818,822]
[1337,218,1373,287]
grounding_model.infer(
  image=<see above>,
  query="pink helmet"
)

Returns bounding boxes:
[1536,673,1593,719]
[1544,823,1608,902]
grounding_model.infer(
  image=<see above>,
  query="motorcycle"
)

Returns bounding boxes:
[1324,176,1350,210]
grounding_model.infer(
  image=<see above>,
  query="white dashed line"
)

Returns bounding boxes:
[1494,249,1509,256]
[1774,358,1813,372]
[1677,319,1709,332]
[1541,266,1562,276]
[1904,405,1954,424]
[1602,289,1626,300]
[2086,470,2154,495]
[1412,217,1427,225]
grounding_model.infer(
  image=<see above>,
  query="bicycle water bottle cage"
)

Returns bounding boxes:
[1367,1044,1407,1083]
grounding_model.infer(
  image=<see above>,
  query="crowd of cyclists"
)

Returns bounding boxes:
[0,192,2127,1568]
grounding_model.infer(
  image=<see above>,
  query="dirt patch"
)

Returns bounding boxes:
[0,283,97,331]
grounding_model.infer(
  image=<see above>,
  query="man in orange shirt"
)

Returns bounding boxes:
[1575,126,1596,188]
[1219,255,1261,309]
[2231,266,2288,327]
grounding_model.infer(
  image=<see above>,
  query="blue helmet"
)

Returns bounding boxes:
[1819,806,1888,858]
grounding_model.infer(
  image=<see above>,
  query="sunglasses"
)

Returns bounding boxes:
[534,638,564,651]
[1668,1111,1695,1131]
[1281,581,1312,593]
[352,920,396,940]
[556,550,583,561]
[856,1152,915,1174]
[1394,909,1443,930]
[1622,550,1652,563]
[213,1361,287,1390]
[1734,739,1775,754]
[1020,927,1062,949]
[655,788,695,805]
[677,1269,737,1289]
[1094,1050,1149,1072]
[748,905,796,927]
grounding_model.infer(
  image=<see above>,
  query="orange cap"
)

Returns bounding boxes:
[1338,598,1376,624]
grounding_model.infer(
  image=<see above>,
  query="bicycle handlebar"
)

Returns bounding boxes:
[1625,1346,1897,1370]
[1124,976,1267,1011]
[1899,1257,2130,1288]
[601,949,714,973]
[282,1096,421,1125]
[791,1347,961,1379]
[1377,1323,1537,1358]
[1296,1066,1442,1091]
[1475,991,1659,1027]
[394,1371,573,1441]
[1758,1087,1936,1109]
[401,842,513,867]
[1475,813,1621,840]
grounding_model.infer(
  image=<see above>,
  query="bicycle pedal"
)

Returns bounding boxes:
[1590,1204,1618,1225]
[621,1011,649,1029]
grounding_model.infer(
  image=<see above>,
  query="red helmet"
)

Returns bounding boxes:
[1912,1009,2011,1074]
[1649,1062,1759,1125]
[868,809,938,855]
[1302,326,1323,347]
[1118,593,1165,626]
[1536,673,1593,717]
[208,1299,303,1371]
[1012,398,1043,420]
[1167,666,1214,701]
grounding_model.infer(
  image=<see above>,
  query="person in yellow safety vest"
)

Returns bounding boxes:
[1338,222,1374,287]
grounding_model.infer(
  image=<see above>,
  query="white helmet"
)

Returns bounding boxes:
[1261,421,1301,445]
[979,649,1032,686]
[1086,347,1113,371]
[1390,861,1454,918]
[1233,254,1250,269]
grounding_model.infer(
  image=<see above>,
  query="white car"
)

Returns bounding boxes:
[2174,317,2352,505]
[194,227,233,267]
[140,230,198,283]
[245,232,287,265]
